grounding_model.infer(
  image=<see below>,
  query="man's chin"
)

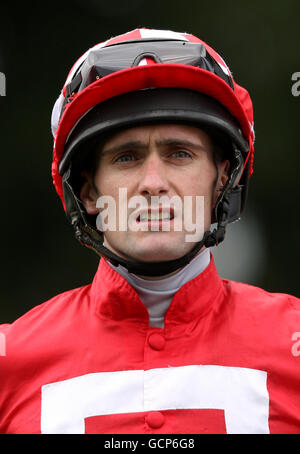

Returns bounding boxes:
[130,251,182,263]
[106,241,192,263]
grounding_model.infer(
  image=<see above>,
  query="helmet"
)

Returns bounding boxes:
[51,28,255,276]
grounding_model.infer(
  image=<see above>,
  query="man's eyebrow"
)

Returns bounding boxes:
[102,138,207,156]
[101,141,148,156]
[155,138,207,151]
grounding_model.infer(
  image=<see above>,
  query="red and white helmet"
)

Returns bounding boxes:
[51,28,255,276]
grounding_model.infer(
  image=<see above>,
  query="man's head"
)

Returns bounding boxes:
[50,28,255,276]
[80,123,230,264]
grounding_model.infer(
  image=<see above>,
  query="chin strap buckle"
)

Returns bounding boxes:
[204,226,226,247]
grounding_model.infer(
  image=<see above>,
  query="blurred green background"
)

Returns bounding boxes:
[0,0,299,323]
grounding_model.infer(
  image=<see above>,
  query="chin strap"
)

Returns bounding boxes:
[76,225,225,276]
[63,183,227,277]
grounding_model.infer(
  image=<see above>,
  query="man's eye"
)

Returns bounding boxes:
[171,150,192,159]
[115,153,136,163]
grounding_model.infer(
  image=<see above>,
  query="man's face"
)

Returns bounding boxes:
[81,123,229,263]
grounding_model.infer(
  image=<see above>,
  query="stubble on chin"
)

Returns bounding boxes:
[103,231,197,263]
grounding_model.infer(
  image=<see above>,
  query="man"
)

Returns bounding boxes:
[0,28,299,434]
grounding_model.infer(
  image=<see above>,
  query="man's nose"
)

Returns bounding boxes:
[137,153,169,196]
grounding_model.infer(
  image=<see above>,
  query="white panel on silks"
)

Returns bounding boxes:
[41,370,145,434]
[41,365,269,434]
[143,365,269,434]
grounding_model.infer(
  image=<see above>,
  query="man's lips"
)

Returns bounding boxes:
[135,207,175,222]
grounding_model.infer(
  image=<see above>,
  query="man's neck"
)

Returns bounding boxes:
[107,247,211,328]
[103,238,208,280]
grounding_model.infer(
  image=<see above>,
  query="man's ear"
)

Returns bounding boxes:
[212,159,230,207]
[218,159,230,188]
[80,172,99,215]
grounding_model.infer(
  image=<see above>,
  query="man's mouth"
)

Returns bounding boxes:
[137,208,175,222]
